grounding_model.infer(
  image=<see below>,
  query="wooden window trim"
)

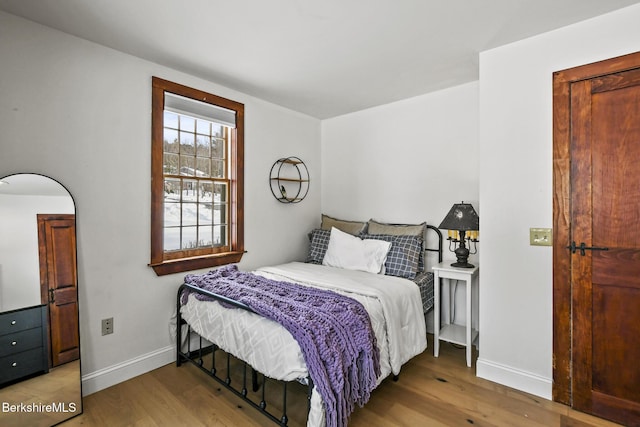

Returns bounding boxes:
[150,77,244,276]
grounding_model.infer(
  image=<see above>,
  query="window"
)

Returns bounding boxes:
[150,77,244,275]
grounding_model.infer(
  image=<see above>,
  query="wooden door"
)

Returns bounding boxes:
[38,214,80,367]
[554,52,640,426]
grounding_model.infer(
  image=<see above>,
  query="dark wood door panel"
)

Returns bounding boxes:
[50,301,80,364]
[592,251,640,288]
[48,221,77,289]
[592,284,640,402]
[592,86,640,251]
[592,392,640,427]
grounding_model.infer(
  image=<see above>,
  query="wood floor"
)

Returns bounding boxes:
[0,360,82,427]
[62,336,622,427]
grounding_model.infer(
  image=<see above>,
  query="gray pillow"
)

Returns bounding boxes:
[320,214,366,236]
[367,219,426,237]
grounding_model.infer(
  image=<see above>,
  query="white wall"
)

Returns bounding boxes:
[478,3,640,398]
[0,11,320,394]
[321,82,480,330]
[0,194,74,312]
[321,82,479,226]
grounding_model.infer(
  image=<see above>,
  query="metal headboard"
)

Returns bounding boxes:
[425,224,443,264]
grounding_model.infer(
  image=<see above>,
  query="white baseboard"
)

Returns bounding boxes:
[81,346,175,396]
[80,346,551,402]
[476,357,552,400]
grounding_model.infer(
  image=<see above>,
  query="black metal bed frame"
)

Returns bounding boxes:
[176,282,313,426]
[425,224,443,263]
[176,224,443,426]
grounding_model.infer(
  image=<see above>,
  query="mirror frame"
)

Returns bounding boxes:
[0,173,82,425]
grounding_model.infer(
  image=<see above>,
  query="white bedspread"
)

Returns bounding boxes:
[180,262,427,426]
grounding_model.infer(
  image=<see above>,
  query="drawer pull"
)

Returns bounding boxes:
[11,341,17,346]
[11,320,16,325]
[12,362,17,367]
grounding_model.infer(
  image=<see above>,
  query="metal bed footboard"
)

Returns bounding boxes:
[176,283,313,426]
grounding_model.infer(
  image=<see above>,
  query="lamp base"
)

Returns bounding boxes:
[452,240,473,268]
[450,261,475,268]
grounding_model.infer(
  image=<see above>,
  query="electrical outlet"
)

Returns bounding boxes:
[530,228,552,246]
[102,317,113,335]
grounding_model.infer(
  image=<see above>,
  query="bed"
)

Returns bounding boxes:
[176,218,443,427]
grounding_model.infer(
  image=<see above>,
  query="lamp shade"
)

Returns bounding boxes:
[438,202,479,231]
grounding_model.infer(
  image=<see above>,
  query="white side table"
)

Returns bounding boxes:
[433,261,479,367]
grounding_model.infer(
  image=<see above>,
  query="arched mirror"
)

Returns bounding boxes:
[0,173,82,425]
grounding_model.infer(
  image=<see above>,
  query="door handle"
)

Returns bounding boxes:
[566,241,609,256]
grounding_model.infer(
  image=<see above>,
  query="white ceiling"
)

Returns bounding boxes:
[1,0,639,119]
[0,174,71,197]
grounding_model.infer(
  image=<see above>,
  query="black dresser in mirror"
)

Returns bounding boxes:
[0,173,82,426]
[0,305,49,384]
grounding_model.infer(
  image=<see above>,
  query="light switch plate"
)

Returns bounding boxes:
[530,228,552,246]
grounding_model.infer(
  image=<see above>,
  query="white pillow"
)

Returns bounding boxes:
[322,227,391,274]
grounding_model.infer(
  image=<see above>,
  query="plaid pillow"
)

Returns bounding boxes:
[363,234,422,279]
[366,220,427,271]
[306,228,331,264]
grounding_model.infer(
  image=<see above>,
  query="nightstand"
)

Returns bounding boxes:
[432,261,479,367]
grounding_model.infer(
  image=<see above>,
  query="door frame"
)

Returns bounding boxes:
[552,51,640,405]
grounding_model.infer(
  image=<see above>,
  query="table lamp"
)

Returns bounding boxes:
[438,202,479,268]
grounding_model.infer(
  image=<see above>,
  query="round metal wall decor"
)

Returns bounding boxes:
[269,157,309,203]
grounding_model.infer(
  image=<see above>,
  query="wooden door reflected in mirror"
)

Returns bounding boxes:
[0,173,82,426]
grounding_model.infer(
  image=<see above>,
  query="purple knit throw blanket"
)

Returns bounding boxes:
[183,265,380,427]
